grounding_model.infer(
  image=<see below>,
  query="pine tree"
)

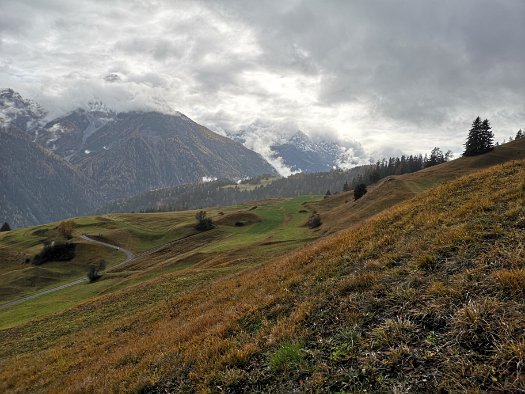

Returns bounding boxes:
[480,119,494,153]
[516,129,523,140]
[464,116,483,156]
[343,181,350,192]
[354,184,367,201]
[0,222,11,232]
[195,210,214,231]
[427,147,444,167]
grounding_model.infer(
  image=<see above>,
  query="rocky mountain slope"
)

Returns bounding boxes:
[36,102,115,158]
[229,128,349,174]
[0,126,102,227]
[70,111,277,199]
[0,89,46,134]
[270,130,342,172]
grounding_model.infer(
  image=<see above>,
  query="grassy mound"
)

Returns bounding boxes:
[214,211,262,226]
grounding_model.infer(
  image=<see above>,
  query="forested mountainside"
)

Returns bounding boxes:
[100,144,464,214]
[100,165,373,213]
[0,126,101,227]
[69,111,277,200]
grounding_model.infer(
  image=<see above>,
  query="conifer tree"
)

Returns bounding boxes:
[354,183,367,201]
[516,129,523,140]
[427,147,444,167]
[464,116,483,156]
[480,118,494,153]
[343,181,350,192]
[0,222,11,232]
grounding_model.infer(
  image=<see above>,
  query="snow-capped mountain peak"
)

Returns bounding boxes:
[228,126,345,175]
[0,88,47,133]
[36,102,117,157]
[87,100,114,114]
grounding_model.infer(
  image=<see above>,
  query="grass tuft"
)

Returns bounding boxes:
[268,342,304,372]
[371,317,418,349]
[493,269,525,294]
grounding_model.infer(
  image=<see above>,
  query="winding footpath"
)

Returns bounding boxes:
[0,235,136,310]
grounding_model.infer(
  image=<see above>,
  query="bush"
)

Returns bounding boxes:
[87,259,106,283]
[354,183,368,200]
[57,220,75,239]
[308,213,322,229]
[195,211,214,231]
[33,242,76,265]
[87,266,101,282]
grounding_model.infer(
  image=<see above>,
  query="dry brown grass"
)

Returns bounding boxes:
[0,160,524,392]
[493,269,525,294]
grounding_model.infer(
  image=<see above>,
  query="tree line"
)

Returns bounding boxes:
[101,144,457,214]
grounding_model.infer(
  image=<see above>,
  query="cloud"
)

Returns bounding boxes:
[0,0,524,158]
[231,119,370,175]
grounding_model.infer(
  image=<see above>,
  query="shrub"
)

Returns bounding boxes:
[98,259,106,271]
[87,259,106,283]
[33,242,76,265]
[195,211,214,231]
[354,183,368,200]
[308,213,322,229]
[57,220,75,239]
[87,265,101,282]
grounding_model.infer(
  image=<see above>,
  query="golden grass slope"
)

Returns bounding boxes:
[0,160,524,392]
[316,138,525,233]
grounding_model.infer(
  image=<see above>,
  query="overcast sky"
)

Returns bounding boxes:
[1,0,524,158]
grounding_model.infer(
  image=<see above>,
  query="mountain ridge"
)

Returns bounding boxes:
[0,126,102,227]
[0,89,279,225]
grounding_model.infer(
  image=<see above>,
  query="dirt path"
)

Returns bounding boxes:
[0,235,136,310]
[80,234,135,268]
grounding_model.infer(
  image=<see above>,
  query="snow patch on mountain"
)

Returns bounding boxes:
[38,102,117,154]
[0,88,47,134]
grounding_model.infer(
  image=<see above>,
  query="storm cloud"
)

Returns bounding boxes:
[1,0,524,157]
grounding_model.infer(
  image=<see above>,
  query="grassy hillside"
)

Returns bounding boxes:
[0,196,319,328]
[314,138,525,233]
[0,158,523,392]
